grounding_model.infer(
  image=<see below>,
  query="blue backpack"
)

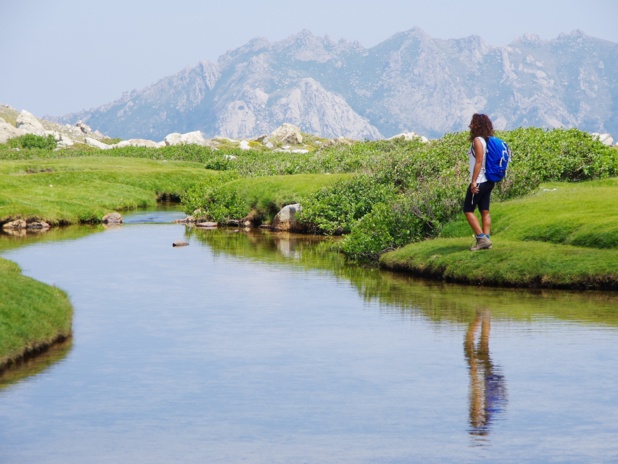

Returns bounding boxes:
[485,136,511,182]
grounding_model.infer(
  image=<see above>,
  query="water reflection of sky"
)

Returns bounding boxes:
[1,215,617,463]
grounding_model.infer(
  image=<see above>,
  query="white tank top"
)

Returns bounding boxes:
[468,137,487,183]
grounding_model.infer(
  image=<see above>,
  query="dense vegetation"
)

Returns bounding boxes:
[2,128,617,263]
[2,128,615,372]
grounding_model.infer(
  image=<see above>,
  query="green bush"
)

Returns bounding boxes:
[8,134,57,150]
[299,175,398,235]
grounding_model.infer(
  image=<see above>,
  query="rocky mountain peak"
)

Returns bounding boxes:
[51,29,618,141]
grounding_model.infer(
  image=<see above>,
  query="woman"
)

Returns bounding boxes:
[464,113,495,251]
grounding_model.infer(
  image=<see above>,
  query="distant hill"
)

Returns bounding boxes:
[53,28,618,141]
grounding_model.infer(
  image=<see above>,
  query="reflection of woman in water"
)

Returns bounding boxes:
[464,309,508,439]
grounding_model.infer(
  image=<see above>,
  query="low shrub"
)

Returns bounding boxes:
[8,134,57,150]
[299,175,397,235]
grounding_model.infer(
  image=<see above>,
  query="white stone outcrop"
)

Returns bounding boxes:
[76,121,92,134]
[269,123,303,145]
[85,137,112,150]
[46,130,75,148]
[16,110,46,136]
[0,118,26,143]
[164,131,208,146]
[591,133,614,146]
[116,139,164,148]
[388,131,429,143]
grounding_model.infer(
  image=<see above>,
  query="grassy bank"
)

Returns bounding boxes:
[0,258,73,372]
[0,157,217,224]
[380,178,618,289]
[0,155,218,372]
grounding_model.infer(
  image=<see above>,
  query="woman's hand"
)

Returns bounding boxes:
[471,183,480,194]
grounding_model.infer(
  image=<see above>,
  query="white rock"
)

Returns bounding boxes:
[116,139,164,148]
[76,121,92,134]
[0,120,26,143]
[591,132,614,146]
[239,140,251,150]
[164,133,183,146]
[164,131,207,146]
[388,131,429,143]
[85,137,112,150]
[15,110,46,136]
[272,203,302,231]
[269,123,303,145]
[46,130,75,148]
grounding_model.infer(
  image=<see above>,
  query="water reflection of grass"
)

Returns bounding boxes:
[0,338,72,389]
[193,228,618,327]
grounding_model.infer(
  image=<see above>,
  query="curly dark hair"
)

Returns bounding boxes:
[468,113,494,142]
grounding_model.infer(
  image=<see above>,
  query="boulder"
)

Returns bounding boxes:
[323,137,354,147]
[239,140,251,150]
[0,120,26,144]
[269,123,303,145]
[15,110,46,136]
[388,131,429,143]
[102,212,123,224]
[173,216,195,224]
[2,219,27,231]
[164,131,207,146]
[85,137,112,150]
[46,130,75,148]
[115,139,164,148]
[26,221,51,230]
[272,203,302,231]
[76,121,92,134]
[196,221,218,229]
[591,133,614,146]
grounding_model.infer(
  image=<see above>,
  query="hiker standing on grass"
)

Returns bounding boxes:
[464,113,495,251]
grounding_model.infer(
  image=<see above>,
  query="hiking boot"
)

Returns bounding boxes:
[470,236,492,251]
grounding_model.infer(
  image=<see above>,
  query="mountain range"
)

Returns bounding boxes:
[54,28,618,141]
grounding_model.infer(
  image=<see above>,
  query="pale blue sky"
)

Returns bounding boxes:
[1,0,616,117]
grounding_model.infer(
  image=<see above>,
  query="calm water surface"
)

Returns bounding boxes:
[1,210,617,463]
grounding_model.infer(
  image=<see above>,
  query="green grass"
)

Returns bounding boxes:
[0,258,73,371]
[0,157,219,224]
[380,178,618,289]
[0,156,218,371]
[441,177,618,248]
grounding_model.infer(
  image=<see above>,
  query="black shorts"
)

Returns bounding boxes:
[463,181,495,213]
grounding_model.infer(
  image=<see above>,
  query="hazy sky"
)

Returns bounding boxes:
[1,0,617,117]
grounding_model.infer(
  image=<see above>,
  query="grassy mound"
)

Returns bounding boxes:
[380,178,618,289]
[0,258,73,372]
[0,157,218,224]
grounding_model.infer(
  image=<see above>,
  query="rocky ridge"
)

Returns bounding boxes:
[51,28,618,142]
[0,104,430,151]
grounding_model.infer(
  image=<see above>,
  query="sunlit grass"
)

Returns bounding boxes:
[381,178,618,289]
[0,258,73,371]
[0,157,219,224]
